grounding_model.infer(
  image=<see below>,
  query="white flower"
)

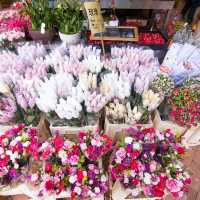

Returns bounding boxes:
[74,186,81,195]
[0,147,4,155]
[142,90,161,111]
[69,175,77,184]
[131,188,141,197]
[124,177,129,184]
[101,175,107,182]
[83,55,103,73]
[14,163,19,169]
[133,143,141,150]
[131,170,136,177]
[64,140,74,149]
[2,138,8,145]
[58,150,66,160]
[23,141,30,147]
[125,137,133,144]
[125,104,143,124]
[115,158,122,164]
[6,150,12,156]
[94,187,100,194]
[79,72,97,90]
[144,173,152,185]
[80,143,87,150]
[10,140,17,147]
[55,97,82,120]
[41,142,49,150]
[31,173,39,182]
[89,180,94,185]
[101,72,131,100]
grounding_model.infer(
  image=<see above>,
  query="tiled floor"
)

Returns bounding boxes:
[182,147,200,200]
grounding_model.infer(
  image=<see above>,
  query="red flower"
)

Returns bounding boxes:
[185,178,192,184]
[57,180,64,194]
[77,170,84,182]
[176,146,185,155]
[45,180,54,191]
[42,149,52,160]
[131,151,140,159]
[117,164,123,172]
[45,162,52,173]
[131,160,138,171]
[53,134,64,151]
[153,188,165,197]
[132,178,139,185]
[79,131,86,139]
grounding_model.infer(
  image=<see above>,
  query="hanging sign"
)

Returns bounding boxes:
[84,1,105,35]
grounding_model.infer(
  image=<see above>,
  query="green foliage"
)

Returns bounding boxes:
[55,0,83,34]
[22,0,55,30]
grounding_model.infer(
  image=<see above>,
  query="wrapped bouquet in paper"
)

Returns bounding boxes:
[27,132,109,199]
[109,126,191,200]
[0,125,39,187]
[161,26,200,85]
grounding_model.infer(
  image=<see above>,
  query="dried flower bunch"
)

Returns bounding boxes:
[110,126,191,199]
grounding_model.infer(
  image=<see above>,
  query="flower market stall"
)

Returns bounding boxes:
[0,0,200,200]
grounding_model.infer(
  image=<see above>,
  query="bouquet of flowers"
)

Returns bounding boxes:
[33,133,109,198]
[0,43,48,125]
[79,131,113,161]
[168,84,200,127]
[0,2,30,48]
[109,126,191,199]
[0,125,39,186]
[150,74,175,97]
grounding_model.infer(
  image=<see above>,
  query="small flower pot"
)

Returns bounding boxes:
[59,32,81,45]
[29,30,53,44]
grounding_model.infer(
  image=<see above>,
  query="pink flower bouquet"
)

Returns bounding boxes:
[79,131,113,161]
[110,126,191,199]
[36,133,109,198]
[0,125,39,185]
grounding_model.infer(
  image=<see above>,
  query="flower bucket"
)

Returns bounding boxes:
[29,30,54,44]
[59,32,81,45]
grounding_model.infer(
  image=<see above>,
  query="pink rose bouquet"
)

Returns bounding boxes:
[110,126,191,199]
[0,125,39,185]
[79,131,113,161]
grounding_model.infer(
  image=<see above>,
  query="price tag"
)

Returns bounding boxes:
[84,1,105,35]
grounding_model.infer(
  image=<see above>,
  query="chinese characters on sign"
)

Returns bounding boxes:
[84,2,105,35]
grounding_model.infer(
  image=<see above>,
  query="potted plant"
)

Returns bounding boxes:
[22,0,55,43]
[55,0,83,44]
